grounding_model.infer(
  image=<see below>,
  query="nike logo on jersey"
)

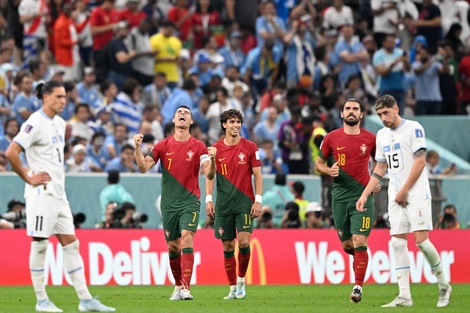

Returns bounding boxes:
[359,228,369,232]
[243,225,250,229]
[166,152,175,156]
[188,223,196,226]
[218,157,227,161]
[337,147,346,150]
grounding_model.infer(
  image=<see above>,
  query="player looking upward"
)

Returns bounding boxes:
[315,98,378,303]
[205,109,263,300]
[6,80,115,312]
[357,94,451,308]
[134,105,216,300]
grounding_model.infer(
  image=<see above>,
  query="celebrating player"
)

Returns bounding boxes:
[6,80,115,312]
[134,105,216,300]
[205,109,263,300]
[357,95,451,307]
[315,98,377,303]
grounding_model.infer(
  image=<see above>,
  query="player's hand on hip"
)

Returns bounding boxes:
[356,195,367,212]
[330,161,340,177]
[205,201,215,218]
[133,134,143,147]
[372,183,381,194]
[27,171,51,187]
[251,202,262,218]
[207,146,217,159]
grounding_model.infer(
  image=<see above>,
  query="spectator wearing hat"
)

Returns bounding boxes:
[53,3,82,82]
[262,173,295,227]
[150,20,182,89]
[192,0,222,50]
[60,81,79,121]
[283,18,315,89]
[99,169,135,219]
[161,79,197,125]
[125,18,157,87]
[242,39,282,98]
[12,73,40,125]
[66,144,92,173]
[218,31,245,70]
[193,34,224,70]
[188,52,224,88]
[87,131,110,172]
[305,202,326,229]
[73,0,93,67]
[77,67,100,107]
[119,0,147,29]
[106,21,138,90]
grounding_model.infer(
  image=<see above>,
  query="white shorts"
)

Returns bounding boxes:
[388,197,433,235]
[26,193,75,238]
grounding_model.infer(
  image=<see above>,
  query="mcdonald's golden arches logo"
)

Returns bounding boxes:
[236,238,266,285]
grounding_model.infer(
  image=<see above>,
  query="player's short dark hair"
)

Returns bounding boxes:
[220,109,243,131]
[341,97,365,112]
[36,80,63,100]
[375,94,398,110]
[107,169,120,184]
[175,105,193,119]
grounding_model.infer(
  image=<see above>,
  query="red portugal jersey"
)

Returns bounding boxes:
[319,128,376,202]
[212,138,261,215]
[150,136,209,211]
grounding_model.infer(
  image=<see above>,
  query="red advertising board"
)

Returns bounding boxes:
[0,229,468,286]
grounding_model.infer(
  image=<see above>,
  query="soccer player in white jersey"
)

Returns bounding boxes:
[6,80,115,313]
[356,94,451,308]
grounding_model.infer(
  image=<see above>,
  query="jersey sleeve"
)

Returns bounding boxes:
[411,123,426,153]
[318,133,331,160]
[150,141,163,162]
[250,141,261,168]
[197,141,209,167]
[13,118,40,150]
[375,130,386,163]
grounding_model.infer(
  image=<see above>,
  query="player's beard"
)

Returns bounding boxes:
[343,115,360,126]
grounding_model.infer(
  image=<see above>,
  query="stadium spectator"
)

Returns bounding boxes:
[218,31,245,70]
[415,0,442,55]
[189,52,224,88]
[99,169,135,219]
[60,81,79,121]
[12,72,40,125]
[125,18,156,87]
[87,131,110,172]
[66,144,91,173]
[119,0,147,29]
[73,0,93,67]
[141,0,166,35]
[19,0,48,67]
[435,204,461,229]
[161,79,197,125]
[192,0,222,50]
[221,65,249,97]
[192,95,210,134]
[111,78,143,136]
[104,143,138,172]
[256,206,275,229]
[371,0,399,49]
[438,40,459,115]
[77,67,100,108]
[141,106,164,142]
[143,72,171,110]
[105,123,128,159]
[167,0,194,44]
[258,139,284,174]
[256,0,286,53]
[322,0,354,31]
[305,202,326,229]
[280,201,302,229]
[290,180,309,222]
[150,20,182,89]
[253,106,279,145]
[425,150,457,175]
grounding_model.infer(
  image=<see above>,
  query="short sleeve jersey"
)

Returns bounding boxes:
[13,110,66,199]
[319,128,376,202]
[150,136,209,212]
[375,119,431,200]
[212,138,261,216]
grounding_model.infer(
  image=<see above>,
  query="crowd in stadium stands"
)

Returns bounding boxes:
[0,0,468,178]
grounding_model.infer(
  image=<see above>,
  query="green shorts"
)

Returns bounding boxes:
[214,212,253,240]
[332,198,374,242]
[161,208,199,241]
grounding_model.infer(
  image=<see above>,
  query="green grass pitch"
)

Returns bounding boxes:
[1,284,469,313]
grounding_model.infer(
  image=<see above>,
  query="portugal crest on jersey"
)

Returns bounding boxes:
[238,152,246,164]
[218,227,224,236]
[360,144,367,156]
[186,150,194,161]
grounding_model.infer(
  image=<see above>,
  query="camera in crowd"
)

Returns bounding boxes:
[1,200,27,229]
[99,202,148,229]
[282,202,302,229]
[73,212,87,229]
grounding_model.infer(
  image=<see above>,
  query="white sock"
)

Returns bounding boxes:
[62,240,92,300]
[237,276,245,283]
[174,285,182,291]
[391,237,411,299]
[230,285,236,293]
[417,239,450,289]
[30,240,49,301]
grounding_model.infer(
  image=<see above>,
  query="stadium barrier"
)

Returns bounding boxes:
[1,229,468,286]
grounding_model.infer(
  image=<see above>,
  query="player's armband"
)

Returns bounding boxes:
[200,154,210,165]
[372,172,383,181]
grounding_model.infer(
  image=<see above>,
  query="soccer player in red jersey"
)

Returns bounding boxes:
[315,98,378,303]
[134,105,216,300]
[205,109,263,300]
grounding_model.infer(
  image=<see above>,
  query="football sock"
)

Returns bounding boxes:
[238,246,251,278]
[224,251,237,286]
[181,248,194,289]
[353,246,368,287]
[417,239,449,289]
[30,240,49,301]
[62,240,92,300]
[169,251,182,286]
[391,237,411,299]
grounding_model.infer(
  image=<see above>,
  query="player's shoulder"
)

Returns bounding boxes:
[361,128,376,139]
[240,137,258,149]
[403,119,423,130]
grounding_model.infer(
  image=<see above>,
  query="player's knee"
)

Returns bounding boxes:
[341,239,354,252]
[391,236,407,250]
[167,241,180,254]
[238,239,250,249]
[31,239,49,254]
[180,233,194,247]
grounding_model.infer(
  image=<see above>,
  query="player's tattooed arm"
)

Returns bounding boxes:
[413,148,426,159]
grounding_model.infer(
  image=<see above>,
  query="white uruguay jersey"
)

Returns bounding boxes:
[14,110,67,200]
[375,119,431,200]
